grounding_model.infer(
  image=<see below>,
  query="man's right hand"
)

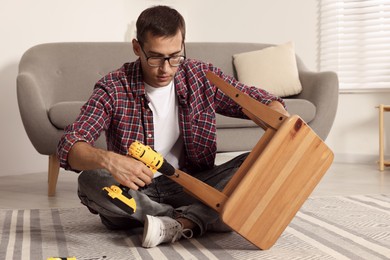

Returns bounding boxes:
[104,151,154,190]
[68,141,154,190]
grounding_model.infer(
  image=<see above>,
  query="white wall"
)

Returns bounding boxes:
[327,91,390,165]
[0,0,382,177]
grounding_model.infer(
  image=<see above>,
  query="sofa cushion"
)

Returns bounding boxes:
[233,42,302,97]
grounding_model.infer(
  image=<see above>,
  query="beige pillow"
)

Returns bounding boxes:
[233,42,302,97]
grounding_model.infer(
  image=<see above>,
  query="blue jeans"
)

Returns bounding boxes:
[78,152,249,236]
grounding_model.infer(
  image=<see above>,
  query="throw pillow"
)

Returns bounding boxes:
[233,42,302,97]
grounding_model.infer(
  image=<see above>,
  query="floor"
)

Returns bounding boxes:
[1,159,390,210]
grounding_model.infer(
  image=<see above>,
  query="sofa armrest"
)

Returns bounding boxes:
[17,73,63,155]
[295,70,339,140]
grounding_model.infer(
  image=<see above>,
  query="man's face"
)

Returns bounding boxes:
[133,31,184,88]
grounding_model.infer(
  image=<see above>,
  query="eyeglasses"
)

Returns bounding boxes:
[140,44,186,67]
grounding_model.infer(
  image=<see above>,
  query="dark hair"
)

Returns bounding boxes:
[136,6,186,45]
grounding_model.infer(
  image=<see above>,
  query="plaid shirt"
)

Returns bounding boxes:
[57,59,283,172]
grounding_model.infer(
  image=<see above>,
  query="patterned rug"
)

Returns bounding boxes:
[1,194,390,260]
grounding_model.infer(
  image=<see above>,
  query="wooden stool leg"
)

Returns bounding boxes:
[379,104,385,171]
[48,154,60,196]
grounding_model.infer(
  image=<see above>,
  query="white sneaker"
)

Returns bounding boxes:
[142,215,193,248]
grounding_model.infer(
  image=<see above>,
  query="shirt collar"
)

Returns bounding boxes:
[174,65,188,104]
[126,59,146,98]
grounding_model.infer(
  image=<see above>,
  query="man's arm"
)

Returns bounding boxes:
[68,141,154,190]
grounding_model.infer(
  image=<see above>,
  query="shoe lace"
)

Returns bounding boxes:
[171,227,193,243]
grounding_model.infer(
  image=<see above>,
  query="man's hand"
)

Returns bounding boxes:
[104,151,154,190]
[268,101,290,117]
[68,141,154,190]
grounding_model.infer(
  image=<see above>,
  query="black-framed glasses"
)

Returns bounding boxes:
[140,44,186,67]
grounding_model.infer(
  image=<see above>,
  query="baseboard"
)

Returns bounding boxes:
[334,153,378,165]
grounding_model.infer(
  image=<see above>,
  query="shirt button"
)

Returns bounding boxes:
[148,134,152,138]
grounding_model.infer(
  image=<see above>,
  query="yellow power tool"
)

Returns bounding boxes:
[102,141,175,214]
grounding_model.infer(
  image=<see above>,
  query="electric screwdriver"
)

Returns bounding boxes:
[102,141,175,214]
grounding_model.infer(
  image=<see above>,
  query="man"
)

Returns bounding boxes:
[57,5,289,248]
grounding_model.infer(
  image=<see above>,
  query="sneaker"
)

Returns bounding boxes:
[142,215,193,248]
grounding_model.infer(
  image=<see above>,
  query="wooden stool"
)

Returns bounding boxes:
[378,104,390,171]
[166,72,334,250]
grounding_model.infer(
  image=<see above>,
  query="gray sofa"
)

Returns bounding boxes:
[17,42,338,195]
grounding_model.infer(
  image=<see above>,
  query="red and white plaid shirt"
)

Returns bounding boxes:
[57,59,284,172]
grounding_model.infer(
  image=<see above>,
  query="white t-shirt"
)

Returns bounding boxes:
[145,81,183,177]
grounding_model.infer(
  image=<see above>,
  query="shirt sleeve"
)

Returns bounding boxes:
[56,85,113,171]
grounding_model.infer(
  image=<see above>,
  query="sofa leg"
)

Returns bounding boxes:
[48,154,60,197]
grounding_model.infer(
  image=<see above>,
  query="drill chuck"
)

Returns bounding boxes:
[129,141,175,176]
